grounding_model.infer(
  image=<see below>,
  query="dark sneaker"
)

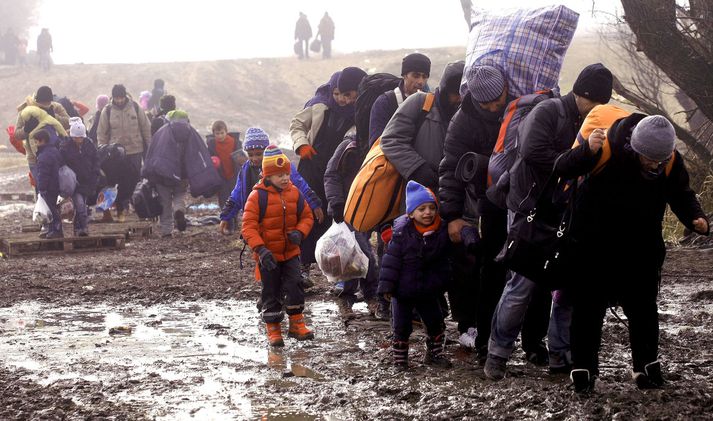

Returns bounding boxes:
[300,274,315,290]
[524,344,549,366]
[375,301,391,321]
[571,368,595,394]
[174,210,187,232]
[633,361,664,389]
[424,353,452,368]
[336,297,355,320]
[484,354,508,380]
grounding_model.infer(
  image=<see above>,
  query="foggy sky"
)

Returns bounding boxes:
[31,0,619,64]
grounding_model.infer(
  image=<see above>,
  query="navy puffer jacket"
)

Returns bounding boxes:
[377,214,451,299]
[60,137,100,196]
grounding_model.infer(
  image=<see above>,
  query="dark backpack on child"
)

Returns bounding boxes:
[132,179,162,219]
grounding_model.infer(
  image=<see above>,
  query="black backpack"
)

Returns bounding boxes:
[131,179,162,219]
[354,73,401,142]
[56,96,80,118]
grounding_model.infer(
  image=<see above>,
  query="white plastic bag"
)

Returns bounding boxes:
[315,222,369,283]
[33,194,52,224]
[58,165,77,198]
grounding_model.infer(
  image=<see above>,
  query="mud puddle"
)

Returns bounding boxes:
[0,299,355,420]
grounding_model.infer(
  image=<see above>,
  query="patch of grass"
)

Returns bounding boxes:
[663,173,713,244]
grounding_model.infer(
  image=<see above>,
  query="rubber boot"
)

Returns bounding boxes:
[424,333,452,368]
[393,340,409,370]
[288,314,314,340]
[266,322,284,347]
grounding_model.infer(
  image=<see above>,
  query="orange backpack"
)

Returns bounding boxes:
[344,93,435,232]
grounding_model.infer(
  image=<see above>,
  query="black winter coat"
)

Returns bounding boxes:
[555,114,708,272]
[506,92,582,222]
[36,144,63,194]
[377,215,451,299]
[323,134,367,218]
[60,138,100,196]
[438,91,503,221]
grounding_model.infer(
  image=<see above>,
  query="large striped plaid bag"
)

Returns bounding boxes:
[462,5,579,98]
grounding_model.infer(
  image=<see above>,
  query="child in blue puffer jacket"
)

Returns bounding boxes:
[377,180,452,370]
[219,127,324,234]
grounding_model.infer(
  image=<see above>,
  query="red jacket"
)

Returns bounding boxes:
[242,180,313,262]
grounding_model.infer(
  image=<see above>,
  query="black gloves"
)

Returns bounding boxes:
[256,246,277,271]
[461,226,481,254]
[287,230,303,245]
[24,116,39,134]
[411,164,438,191]
[331,203,344,224]
[219,198,237,221]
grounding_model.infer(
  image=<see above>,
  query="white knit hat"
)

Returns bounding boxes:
[69,116,86,138]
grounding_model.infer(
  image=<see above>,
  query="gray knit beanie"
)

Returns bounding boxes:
[466,65,505,103]
[630,115,676,162]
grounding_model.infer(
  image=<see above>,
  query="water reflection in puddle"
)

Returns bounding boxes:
[0,299,345,419]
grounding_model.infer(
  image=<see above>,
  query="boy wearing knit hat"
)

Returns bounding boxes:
[377,180,452,370]
[60,117,100,236]
[242,145,315,347]
[337,66,367,105]
[555,112,709,393]
[220,128,323,237]
[368,52,432,145]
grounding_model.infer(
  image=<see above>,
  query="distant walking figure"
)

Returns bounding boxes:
[294,12,312,59]
[317,12,335,59]
[37,28,53,71]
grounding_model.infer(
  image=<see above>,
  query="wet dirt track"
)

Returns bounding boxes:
[1,196,713,419]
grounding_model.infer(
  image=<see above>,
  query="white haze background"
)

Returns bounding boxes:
[30,0,619,64]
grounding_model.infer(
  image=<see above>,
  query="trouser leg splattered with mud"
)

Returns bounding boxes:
[260,257,305,323]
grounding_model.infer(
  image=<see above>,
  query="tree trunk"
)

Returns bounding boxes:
[621,0,713,122]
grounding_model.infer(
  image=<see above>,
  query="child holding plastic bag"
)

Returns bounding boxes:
[241,146,315,347]
[377,181,452,370]
[34,129,64,238]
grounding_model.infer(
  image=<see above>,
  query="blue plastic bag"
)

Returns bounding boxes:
[95,186,117,211]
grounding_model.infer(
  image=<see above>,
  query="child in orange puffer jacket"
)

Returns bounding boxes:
[241,145,315,347]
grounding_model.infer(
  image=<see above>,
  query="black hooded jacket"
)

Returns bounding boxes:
[506,92,582,221]
[438,91,504,221]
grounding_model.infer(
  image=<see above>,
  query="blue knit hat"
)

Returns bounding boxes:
[406,180,438,214]
[243,127,270,151]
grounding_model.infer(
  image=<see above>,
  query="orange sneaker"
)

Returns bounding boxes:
[288,314,314,341]
[266,322,284,347]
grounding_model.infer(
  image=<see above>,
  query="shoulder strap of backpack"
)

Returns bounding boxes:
[296,191,306,218]
[105,105,112,139]
[414,92,436,135]
[392,86,404,106]
[258,188,268,223]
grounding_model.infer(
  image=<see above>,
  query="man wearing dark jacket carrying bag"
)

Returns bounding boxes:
[484,63,615,380]
[554,113,709,393]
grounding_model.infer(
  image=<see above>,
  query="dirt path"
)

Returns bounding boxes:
[0,196,712,419]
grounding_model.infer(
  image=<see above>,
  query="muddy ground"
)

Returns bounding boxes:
[1,166,713,420]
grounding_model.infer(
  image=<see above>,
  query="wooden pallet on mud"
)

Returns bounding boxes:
[20,222,153,240]
[0,234,125,257]
[0,192,35,202]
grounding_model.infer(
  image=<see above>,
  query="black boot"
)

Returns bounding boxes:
[633,360,664,389]
[571,368,596,394]
[424,333,452,368]
[393,340,409,370]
